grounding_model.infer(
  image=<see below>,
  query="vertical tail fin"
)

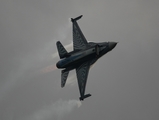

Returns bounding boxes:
[61,70,69,87]
[56,41,68,59]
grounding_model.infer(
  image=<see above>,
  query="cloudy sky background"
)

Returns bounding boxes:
[0,0,159,120]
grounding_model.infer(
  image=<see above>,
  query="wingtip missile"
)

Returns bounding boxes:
[79,94,91,101]
[71,15,83,22]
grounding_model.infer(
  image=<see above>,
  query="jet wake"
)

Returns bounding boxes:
[25,99,81,120]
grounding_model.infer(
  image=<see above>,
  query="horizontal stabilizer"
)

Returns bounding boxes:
[61,70,69,87]
[56,41,68,59]
[79,94,91,101]
[71,15,83,22]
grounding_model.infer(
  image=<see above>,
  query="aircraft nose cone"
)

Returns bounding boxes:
[108,42,117,50]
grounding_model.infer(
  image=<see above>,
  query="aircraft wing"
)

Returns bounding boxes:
[76,61,91,100]
[72,15,88,50]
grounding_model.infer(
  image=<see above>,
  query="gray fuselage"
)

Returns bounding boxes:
[56,42,116,70]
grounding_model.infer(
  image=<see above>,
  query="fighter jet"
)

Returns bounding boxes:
[56,15,117,101]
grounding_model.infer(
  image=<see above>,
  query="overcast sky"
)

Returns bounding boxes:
[0,0,159,120]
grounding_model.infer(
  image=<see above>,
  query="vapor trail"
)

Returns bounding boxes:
[0,20,72,101]
[51,42,73,59]
[25,99,81,120]
[66,74,76,86]
[40,42,73,74]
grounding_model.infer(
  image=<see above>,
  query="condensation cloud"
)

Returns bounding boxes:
[25,99,81,120]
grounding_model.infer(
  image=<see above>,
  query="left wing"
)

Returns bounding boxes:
[76,61,91,100]
[71,15,89,50]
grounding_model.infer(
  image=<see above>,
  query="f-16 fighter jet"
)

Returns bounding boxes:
[56,15,117,101]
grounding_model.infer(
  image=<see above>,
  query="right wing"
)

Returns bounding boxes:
[71,15,88,51]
